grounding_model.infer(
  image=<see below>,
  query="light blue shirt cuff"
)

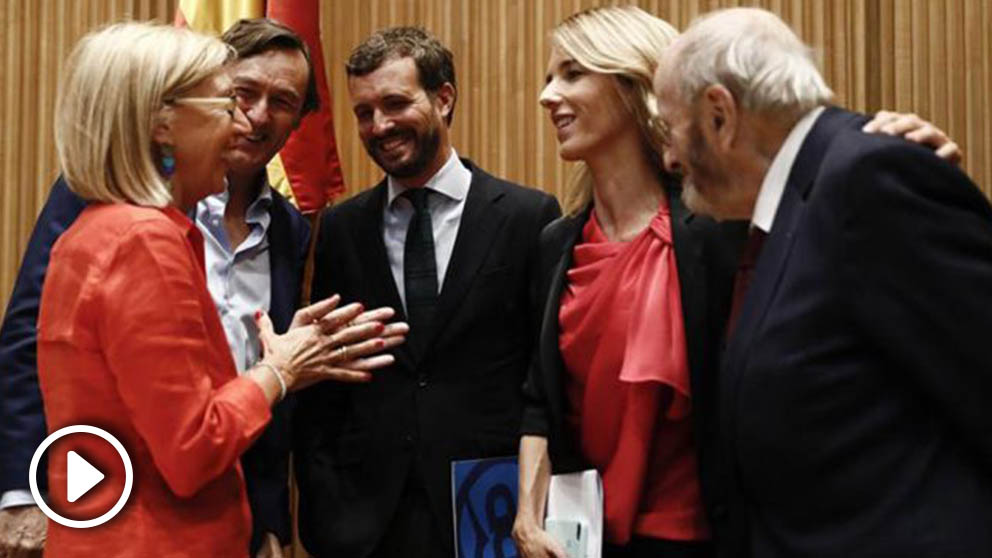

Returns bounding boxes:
[0,489,37,509]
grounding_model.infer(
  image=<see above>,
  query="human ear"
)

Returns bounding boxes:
[151,109,174,146]
[703,84,738,150]
[435,82,456,120]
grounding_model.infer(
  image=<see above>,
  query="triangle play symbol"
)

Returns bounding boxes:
[66,450,105,503]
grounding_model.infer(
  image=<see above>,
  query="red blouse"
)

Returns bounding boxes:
[37,204,271,557]
[558,201,710,544]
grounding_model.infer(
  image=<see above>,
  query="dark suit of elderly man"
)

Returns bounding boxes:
[656,8,992,558]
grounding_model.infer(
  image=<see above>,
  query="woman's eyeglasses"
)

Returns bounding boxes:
[165,96,238,117]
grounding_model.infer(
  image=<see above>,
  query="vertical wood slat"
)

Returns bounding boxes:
[2,0,990,328]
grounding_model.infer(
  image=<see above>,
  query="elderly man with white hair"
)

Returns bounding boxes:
[655,7,992,558]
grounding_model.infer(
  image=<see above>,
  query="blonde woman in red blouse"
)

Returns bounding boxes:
[513,6,961,558]
[37,22,405,557]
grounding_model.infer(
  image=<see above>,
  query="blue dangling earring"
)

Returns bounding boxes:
[160,145,176,179]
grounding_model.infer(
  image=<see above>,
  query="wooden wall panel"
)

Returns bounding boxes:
[1,0,990,325]
[876,0,992,196]
[1,0,176,317]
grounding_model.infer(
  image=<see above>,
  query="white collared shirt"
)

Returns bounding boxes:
[751,106,827,233]
[383,149,472,311]
[195,186,273,373]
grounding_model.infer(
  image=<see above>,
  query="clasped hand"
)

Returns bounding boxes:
[256,294,408,392]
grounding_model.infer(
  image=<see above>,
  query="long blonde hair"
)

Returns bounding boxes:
[550,6,679,215]
[55,22,233,206]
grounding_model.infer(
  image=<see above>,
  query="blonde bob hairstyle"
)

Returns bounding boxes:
[55,22,234,207]
[550,6,679,215]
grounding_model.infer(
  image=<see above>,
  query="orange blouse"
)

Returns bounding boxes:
[37,203,271,557]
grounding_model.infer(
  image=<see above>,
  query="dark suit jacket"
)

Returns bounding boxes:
[294,159,561,557]
[0,178,85,498]
[0,176,308,554]
[717,107,992,557]
[518,178,745,530]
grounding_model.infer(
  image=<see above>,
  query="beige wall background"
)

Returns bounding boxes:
[1,0,990,318]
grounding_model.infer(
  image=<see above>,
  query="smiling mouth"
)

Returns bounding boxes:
[551,114,575,130]
[375,134,412,155]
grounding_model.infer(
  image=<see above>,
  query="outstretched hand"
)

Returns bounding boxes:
[255,295,408,392]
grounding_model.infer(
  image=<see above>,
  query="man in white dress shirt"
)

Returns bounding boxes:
[294,26,561,558]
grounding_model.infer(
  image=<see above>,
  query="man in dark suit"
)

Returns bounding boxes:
[0,18,324,558]
[294,27,561,558]
[655,8,992,558]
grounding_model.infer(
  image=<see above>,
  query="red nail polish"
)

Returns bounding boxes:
[254,310,262,320]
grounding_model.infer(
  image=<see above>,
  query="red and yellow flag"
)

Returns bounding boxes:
[175,0,345,213]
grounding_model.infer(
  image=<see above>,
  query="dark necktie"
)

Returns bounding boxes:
[727,228,767,338]
[403,188,438,351]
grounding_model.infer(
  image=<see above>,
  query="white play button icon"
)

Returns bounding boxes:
[66,450,106,503]
[29,424,133,528]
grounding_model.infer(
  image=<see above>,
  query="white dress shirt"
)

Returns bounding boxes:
[751,106,827,233]
[383,149,472,312]
[195,186,273,373]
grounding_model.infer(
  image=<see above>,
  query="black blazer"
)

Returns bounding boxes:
[519,178,745,531]
[0,177,307,554]
[294,160,561,557]
[717,107,992,557]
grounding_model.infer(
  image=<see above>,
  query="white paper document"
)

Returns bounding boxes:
[546,469,603,558]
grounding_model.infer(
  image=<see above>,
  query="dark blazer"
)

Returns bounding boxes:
[294,159,561,557]
[0,176,308,554]
[518,179,745,530]
[243,187,310,552]
[717,107,992,557]
[0,177,85,498]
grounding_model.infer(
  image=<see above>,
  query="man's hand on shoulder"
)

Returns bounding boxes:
[863,110,963,164]
[0,505,46,558]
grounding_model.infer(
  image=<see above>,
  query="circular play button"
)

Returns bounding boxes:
[29,425,133,528]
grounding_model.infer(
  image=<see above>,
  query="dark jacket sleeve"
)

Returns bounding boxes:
[844,138,992,468]
[0,177,85,494]
[519,211,575,440]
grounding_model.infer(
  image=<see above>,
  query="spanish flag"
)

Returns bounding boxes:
[175,0,345,213]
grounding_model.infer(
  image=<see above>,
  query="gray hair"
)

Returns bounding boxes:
[672,7,832,117]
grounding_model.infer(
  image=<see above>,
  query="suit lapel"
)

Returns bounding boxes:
[357,181,415,368]
[724,107,862,381]
[668,183,711,403]
[418,162,508,357]
[266,195,296,333]
[539,209,588,423]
